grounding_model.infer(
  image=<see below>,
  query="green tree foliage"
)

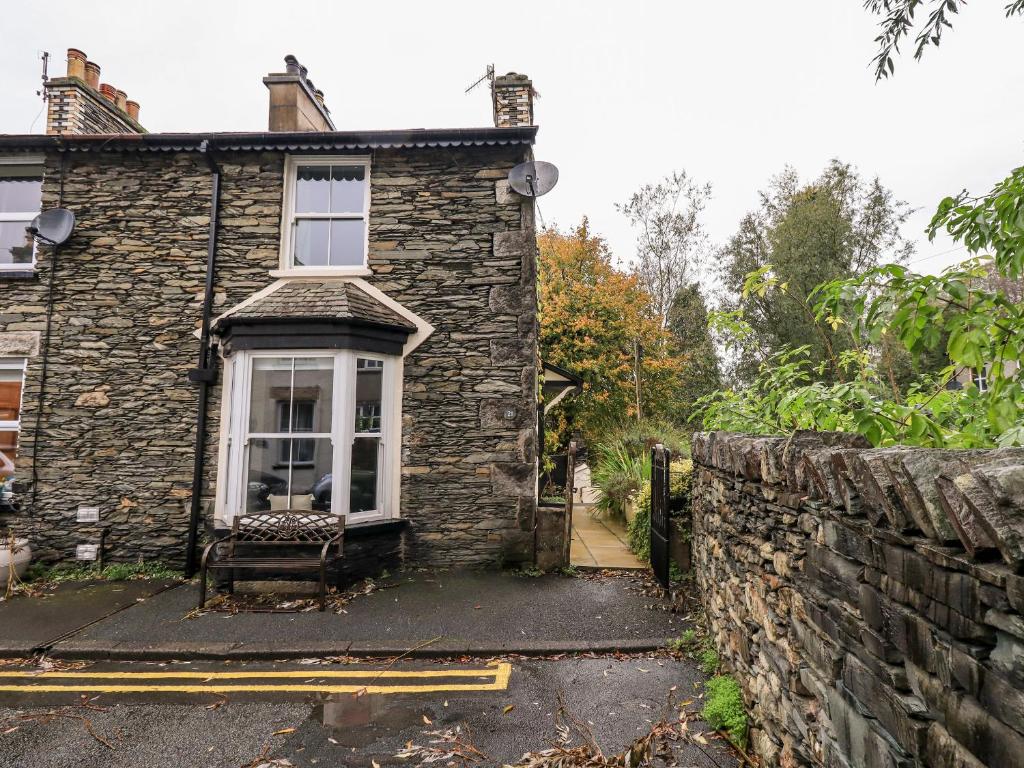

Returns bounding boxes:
[864,0,1024,80]
[667,283,722,414]
[718,160,915,382]
[699,167,1024,448]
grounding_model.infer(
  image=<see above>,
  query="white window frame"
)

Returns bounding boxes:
[0,358,27,467]
[973,367,989,392]
[0,157,44,272]
[276,155,372,277]
[221,349,397,525]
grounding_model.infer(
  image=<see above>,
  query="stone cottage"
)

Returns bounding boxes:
[0,50,548,574]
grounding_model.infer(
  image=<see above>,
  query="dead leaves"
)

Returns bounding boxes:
[395,726,489,765]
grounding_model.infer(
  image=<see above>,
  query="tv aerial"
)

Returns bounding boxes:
[508,161,559,198]
[28,208,75,245]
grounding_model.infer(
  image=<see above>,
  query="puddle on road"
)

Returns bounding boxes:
[313,695,425,747]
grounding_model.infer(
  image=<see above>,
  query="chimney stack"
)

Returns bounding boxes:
[492,72,534,128]
[45,48,144,135]
[263,55,335,132]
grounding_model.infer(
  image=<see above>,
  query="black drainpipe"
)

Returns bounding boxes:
[184,140,221,576]
[30,143,67,505]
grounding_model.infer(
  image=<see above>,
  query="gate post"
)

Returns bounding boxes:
[650,443,671,593]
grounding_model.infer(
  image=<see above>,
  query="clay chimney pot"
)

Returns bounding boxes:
[99,83,116,102]
[125,100,140,121]
[84,61,101,89]
[66,49,87,80]
[114,89,128,111]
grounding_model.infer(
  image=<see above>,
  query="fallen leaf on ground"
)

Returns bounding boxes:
[422,714,432,725]
[272,728,296,736]
[502,705,515,715]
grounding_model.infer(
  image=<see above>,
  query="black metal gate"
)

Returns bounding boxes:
[650,443,671,591]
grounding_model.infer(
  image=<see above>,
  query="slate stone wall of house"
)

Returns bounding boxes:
[690,430,1024,768]
[2,143,537,569]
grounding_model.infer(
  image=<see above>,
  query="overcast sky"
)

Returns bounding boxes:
[3,1,1022,282]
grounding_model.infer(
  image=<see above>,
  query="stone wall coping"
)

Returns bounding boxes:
[692,430,1024,571]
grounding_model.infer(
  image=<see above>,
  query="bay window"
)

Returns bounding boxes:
[0,162,43,270]
[281,156,370,270]
[225,350,395,523]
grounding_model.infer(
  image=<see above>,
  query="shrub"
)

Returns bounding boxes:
[699,644,720,675]
[590,439,649,519]
[702,675,748,749]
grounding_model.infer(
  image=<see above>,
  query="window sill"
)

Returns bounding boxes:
[271,267,372,279]
[0,269,37,281]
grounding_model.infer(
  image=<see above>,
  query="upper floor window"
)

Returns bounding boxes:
[0,163,42,270]
[972,367,989,392]
[281,156,370,270]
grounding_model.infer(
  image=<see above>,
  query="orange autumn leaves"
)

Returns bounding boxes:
[539,220,688,449]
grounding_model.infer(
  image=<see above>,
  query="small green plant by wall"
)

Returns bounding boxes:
[702,675,748,749]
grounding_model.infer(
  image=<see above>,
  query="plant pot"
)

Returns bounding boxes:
[0,538,31,583]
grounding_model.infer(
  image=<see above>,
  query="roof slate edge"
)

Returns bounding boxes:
[0,126,538,152]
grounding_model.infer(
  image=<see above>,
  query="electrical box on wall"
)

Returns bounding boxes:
[75,544,98,561]
[77,506,100,522]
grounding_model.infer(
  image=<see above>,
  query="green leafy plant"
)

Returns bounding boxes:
[702,675,748,749]
[590,439,650,519]
[666,628,698,652]
[626,459,693,562]
[699,644,720,676]
[26,561,183,584]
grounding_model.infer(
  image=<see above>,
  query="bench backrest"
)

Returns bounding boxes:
[230,511,345,556]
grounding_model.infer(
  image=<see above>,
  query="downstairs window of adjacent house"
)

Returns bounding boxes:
[0,164,42,270]
[0,360,25,480]
[285,158,369,268]
[232,352,390,522]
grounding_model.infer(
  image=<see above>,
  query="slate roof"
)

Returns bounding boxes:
[0,127,537,153]
[217,281,416,332]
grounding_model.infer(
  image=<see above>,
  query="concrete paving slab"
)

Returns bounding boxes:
[0,580,177,657]
[51,572,688,660]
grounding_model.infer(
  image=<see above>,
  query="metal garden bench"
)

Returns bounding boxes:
[198,511,345,611]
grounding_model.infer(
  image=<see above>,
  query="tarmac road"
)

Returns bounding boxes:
[0,656,739,768]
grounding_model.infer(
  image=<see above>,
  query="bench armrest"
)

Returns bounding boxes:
[200,534,233,571]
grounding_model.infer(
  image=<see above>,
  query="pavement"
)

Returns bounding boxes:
[0,657,740,768]
[0,570,690,660]
[571,506,646,569]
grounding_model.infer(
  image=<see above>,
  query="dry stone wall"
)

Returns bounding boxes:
[691,430,1024,768]
[2,143,537,569]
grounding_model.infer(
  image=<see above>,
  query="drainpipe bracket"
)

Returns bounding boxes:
[188,367,217,384]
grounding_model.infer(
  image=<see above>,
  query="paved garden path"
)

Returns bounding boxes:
[570,506,646,569]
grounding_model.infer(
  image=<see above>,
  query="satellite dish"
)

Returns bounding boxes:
[508,161,559,197]
[28,208,75,246]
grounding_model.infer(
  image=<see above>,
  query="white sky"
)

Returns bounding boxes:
[3,1,1022,281]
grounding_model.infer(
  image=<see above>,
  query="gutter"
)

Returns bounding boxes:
[184,140,221,577]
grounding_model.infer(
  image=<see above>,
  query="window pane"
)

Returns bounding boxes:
[0,221,34,266]
[293,219,330,266]
[245,438,291,513]
[0,171,42,212]
[0,373,22,422]
[330,165,366,213]
[294,165,331,213]
[246,437,332,513]
[355,358,382,434]
[0,431,17,472]
[328,219,365,267]
[350,437,379,513]
[249,358,293,433]
[292,357,333,431]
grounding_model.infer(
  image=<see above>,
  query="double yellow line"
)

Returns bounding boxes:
[0,663,512,695]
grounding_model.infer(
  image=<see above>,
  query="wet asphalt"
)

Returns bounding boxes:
[0,657,739,768]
